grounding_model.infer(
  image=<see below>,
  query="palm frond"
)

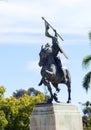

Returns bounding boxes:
[89,32,91,41]
[82,71,91,92]
[82,55,91,69]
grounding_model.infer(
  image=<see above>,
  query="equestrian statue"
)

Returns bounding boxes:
[38,17,71,103]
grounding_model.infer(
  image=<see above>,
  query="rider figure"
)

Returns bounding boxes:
[45,22,63,71]
[38,22,67,86]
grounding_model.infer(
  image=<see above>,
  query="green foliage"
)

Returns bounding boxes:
[0,86,6,98]
[0,87,45,130]
[13,87,42,98]
[82,55,91,69]
[83,117,91,130]
[82,101,91,130]
[84,127,91,130]
[27,87,41,96]
[89,32,91,41]
[82,72,91,92]
[13,89,27,98]
[0,110,8,130]
[82,32,91,91]
[83,101,91,116]
[0,86,7,130]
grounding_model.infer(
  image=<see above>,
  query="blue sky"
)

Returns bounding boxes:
[0,0,91,111]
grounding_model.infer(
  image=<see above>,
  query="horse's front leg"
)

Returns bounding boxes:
[46,83,54,103]
[39,67,47,86]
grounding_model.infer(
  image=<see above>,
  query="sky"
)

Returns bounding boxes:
[0,0,91,112]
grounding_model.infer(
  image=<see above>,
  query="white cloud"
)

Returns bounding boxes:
[0,0,91,44]
[56,0,83,6]
[0,33,45,44]
[0,27,41,34]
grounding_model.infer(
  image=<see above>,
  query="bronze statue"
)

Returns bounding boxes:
[38,17,71,103]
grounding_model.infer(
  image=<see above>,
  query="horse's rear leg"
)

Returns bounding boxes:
[47,83,54,99]
[65,69,71,103]
[66,81,71,103]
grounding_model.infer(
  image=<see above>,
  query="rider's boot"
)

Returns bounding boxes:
[46,70,55,78]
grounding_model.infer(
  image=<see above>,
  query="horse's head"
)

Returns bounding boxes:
[38,43,52,67]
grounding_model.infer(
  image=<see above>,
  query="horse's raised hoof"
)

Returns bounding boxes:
[53,93,60,103]
[38,81,42,86]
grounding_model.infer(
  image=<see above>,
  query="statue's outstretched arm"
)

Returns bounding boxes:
[45,22,53,39]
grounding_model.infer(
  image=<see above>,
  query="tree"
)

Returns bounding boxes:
[13,89,27,98]
[3,94,45,130]
[83,101,91,116]
[27,87,41,96]
[0,86,45,130]
[81,101,91,130]
[0,86,6,98]
[82,32,91,92]
[0,110,8,130]
[0,86,8,130]
[13,87,42,98]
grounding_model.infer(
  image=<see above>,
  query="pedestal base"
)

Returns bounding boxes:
[30,103,83,130]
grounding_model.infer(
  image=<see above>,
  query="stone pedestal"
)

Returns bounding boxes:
[30,103,83,130]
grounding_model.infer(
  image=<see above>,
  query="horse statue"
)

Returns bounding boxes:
[38,44,71,103]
